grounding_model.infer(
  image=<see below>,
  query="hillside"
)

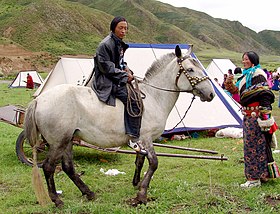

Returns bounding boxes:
[0,0,280,74]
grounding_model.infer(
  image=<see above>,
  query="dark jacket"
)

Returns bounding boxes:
[93,32,129,106]
[239,68,274,108]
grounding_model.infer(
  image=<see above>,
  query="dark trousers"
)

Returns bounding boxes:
[114,85,142,138]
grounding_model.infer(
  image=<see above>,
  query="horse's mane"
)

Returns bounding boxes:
[144,53,176,81]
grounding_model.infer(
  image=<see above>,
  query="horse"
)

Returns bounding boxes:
[24,45,215,207]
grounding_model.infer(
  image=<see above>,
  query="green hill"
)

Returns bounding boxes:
[0,0,280,72]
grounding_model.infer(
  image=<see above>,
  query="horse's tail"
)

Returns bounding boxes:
[24,99,38,147]
[24,100,51,206]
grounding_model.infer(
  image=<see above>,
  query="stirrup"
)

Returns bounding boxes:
[128,140,147,155]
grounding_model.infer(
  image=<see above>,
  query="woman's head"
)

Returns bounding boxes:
[242,51,259,69]
[234,67,242,74]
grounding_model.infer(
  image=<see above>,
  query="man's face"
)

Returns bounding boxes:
[114,21,128,39]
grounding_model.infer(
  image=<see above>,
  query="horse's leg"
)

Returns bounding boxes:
[42,149,64,207]
[132,153,146,187]
[61,142,95,201]
[131,140,158,206]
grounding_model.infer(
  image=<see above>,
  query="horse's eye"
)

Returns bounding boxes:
[187,68,194,72]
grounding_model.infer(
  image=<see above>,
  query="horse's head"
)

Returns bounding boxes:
[174,45,215,102]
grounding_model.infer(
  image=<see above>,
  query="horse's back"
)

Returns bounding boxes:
[33,84,128,146]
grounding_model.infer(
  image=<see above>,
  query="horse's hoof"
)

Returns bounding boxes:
[126,196,150,207]
[86,191,95,201]
[54,200,64,208]
[126,197,145,207]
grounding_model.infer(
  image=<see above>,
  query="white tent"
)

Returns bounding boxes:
[125,44,242,135]
[9,70,44,88]
[33,57,94,97]
[206,59,236,86]
[34,44,243,134]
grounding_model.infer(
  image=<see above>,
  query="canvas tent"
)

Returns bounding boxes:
[33,57,94,97]
[125,44,242,134]
[9,70,44,88]
[33,44,243,134]
[206,59,236,86]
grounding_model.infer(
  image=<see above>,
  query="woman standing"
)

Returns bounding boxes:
[236,51,279,188]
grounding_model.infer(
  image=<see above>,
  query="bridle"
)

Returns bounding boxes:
[132,55,211,131]
[175,56,210,90]
[136,55,210,93]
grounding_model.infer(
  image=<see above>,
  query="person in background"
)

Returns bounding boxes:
[271,74,279,91]
[224,67,242,103]
[26,73,34,89]
[233,67,242,82]
[214,77,221,87]
[234,51,279,188]
[263,68,273,89]
[92,16,147,155]
[228,69,233,77]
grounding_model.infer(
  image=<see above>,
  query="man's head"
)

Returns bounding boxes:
[110,16,128,39]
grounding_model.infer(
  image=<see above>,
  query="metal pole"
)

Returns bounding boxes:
[153,143,218,154]
[77,141,228,161]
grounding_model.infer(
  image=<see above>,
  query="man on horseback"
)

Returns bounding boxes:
[93,16,147,155]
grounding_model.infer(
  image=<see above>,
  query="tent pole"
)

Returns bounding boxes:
[76,141,227,161]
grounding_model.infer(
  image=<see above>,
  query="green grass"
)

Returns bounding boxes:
[1,83,280,213]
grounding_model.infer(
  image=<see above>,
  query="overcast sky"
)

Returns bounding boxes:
[157,0,280,33]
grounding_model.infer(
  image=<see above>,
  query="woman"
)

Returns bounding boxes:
[224,67,242,103]
[236,51,279,188]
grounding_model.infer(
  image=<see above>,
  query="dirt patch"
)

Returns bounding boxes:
[0,44,55,75]
[266,195,280,206]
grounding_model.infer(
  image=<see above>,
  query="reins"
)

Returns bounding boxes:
[126,79,144,117]
[133,76,193,93]
[126,55,210,129]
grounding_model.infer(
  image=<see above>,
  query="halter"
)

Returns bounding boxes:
[134,55,210,93]
[175,56,210,90]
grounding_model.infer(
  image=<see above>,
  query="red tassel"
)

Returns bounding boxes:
[269,122,278,134]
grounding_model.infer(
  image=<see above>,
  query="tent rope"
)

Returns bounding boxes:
[167,95,196,132]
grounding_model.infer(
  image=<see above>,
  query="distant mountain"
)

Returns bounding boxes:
[0,0,279,56]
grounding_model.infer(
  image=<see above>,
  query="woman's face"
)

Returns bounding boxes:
[242,54,254,69]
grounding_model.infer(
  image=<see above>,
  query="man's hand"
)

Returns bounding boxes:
[127,73,134,83]
[124,67,134,75]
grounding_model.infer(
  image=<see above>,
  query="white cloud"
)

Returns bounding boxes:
[157,0,280,32]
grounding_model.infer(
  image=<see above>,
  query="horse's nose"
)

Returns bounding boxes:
[209,92,214,101]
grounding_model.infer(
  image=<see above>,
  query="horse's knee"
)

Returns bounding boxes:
[148,155,158,171]
[42,159,56,177]
[62,159,75,175]
[151,158,158,171]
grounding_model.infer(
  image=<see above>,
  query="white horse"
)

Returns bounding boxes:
[24,45,215,207]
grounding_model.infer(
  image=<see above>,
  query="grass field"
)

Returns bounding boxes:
[1,83,280,213]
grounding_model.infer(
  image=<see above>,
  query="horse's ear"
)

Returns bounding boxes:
[175,45,182,58]
[186,44,193,56]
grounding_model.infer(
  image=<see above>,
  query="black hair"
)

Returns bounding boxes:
[234,67,242,74]
[110,16,127,33]
[242,51,259,66]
